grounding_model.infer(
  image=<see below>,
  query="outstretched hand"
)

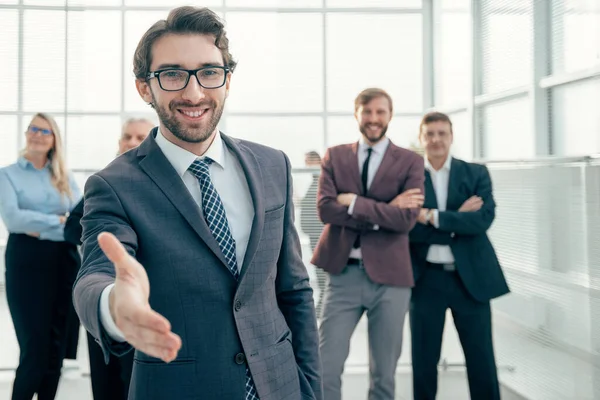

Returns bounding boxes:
[98,232,182,363]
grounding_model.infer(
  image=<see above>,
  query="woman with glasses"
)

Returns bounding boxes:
[0,113,82,400]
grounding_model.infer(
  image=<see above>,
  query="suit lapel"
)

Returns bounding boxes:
[137,131,231,271]
[424,170,439,209]
[349,142,363,193]
[446,158,463,211]
[221,134,265,280]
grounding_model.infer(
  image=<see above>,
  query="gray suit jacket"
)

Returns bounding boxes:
[73,129,322,400]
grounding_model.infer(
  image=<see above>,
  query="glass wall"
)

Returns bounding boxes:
[0,1,428,171]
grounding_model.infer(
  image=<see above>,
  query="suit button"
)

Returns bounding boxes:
[450,232,455,238]
[234,300,242,311]
[234,353,246,364]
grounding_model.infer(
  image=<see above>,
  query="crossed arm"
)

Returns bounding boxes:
[317,150,425,234]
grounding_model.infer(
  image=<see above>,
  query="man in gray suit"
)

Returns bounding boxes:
[73,6,321,400]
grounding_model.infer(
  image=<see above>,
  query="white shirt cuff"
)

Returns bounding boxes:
[432,209,440,228]
[347,195,358,215]
[100,283,127,342]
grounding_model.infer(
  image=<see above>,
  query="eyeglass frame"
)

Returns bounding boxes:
[146,66,231,92]
[27,126,53,136]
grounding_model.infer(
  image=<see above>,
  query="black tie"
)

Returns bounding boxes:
[361,148,373,194]
[353,147,373,249]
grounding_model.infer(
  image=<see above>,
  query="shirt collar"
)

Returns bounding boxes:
[424,155,452,173]
[18,156,50,170]
[358,136,390,154]
[155,127,226,178]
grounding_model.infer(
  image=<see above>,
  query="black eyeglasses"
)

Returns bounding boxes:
[146,66,230,91]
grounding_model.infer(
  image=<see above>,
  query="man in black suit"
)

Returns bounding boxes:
[408,112,510,400]
[64,117,153,400]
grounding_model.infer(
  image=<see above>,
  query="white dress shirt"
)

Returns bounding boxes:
[347,137,390,259]
[425,155,455,264]
[100,129,254,342]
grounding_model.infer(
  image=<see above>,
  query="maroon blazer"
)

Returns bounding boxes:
[310,141,425,287]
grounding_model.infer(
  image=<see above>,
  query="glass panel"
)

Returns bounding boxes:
[67,11,122,112]
[225,13,324,112]
[326,116,421,149]
[225,116,323,168]
[23,10,66,112]
[435,9,471,106]
[326,0,421,8]
[481,0,533,93]
[125,0,222,6]
[227,0,321,7]
[68,0,120,5]
[0,1,18,4]
[124,11,166,112]
[482,97,534,159]
[65,116,122,170]
[326,13,423,112]
[552,0,600,74]
[24,0,65,4]
[0,10,18,111]
[448,111,473,161]
[441,0,470,10]
[0,116,18,168]
[552,78,600,156]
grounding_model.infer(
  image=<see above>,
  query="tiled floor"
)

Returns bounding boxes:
[0,291,527,400]
[0,368,523,400]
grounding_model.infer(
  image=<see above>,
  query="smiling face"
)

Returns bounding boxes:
[355,96,392,145]
[135,33,231,146]
[25,116,55,157]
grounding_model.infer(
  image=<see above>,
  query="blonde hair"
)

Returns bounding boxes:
[25,113,73,199]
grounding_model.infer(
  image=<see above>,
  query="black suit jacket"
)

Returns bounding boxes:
[409,157,510,302]
[64,198,84,246]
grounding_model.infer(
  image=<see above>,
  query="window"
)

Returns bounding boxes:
[327,0,421,8]
[481,0,533,93]
[65,116,122,170]
[448,111,473,160]
[326,116,421,149]
[23,10,66,113]
[227,0,322,7]
[481,97,534,159]
[225,116,323,168]
[0,116,18,168]
[552,78,600,156]
[24,0,64,4]
[434,8,471,106]
[69,0,121,5]
[124,0,222,6]
[0,10,18,112]
[123,11,166,113]
[67,11,122,112]
[326,13,423,113]
[551,0,600,74]
[225,12,324,113]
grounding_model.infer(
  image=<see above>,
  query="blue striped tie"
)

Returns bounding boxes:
[189,158,259,400]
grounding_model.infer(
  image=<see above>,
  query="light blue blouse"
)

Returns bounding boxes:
[0,157,82,242]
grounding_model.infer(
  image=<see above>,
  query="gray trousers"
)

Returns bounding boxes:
[319,264,411,400]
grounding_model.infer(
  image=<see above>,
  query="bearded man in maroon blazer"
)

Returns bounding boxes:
[311,88,425,400]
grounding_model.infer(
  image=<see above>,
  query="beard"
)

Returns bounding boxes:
[359,122,388,143]
[151,90,224,144]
